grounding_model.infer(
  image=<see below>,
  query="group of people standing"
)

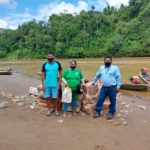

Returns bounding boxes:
[41,51,121,120]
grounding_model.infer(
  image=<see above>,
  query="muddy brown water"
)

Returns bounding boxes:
[0,57,150,99]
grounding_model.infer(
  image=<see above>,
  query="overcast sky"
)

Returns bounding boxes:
[0,0,129,29]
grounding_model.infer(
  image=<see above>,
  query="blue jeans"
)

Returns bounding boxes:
[95,86,117,115]
[63,97,78,113]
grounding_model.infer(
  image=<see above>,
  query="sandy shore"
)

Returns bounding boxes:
[0,72,40,95]
[0,73,150,150]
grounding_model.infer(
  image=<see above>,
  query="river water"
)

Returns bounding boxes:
[0,57,150,99]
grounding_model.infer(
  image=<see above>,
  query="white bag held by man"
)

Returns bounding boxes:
[62,87,72,103]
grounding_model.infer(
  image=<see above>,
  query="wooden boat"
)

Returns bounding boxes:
[139,72,150,85]
[0,68,12,75]
[120,83,148,91]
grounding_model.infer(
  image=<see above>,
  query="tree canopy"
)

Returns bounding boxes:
[0,0,150,58]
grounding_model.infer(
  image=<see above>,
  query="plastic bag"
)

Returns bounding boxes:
[62,87,72,103]
[29,87,39,96]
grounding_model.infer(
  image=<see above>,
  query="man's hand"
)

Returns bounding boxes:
[116,88,120,93]
[41,72,45,92]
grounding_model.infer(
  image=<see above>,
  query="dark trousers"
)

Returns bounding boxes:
[95,86,117,114]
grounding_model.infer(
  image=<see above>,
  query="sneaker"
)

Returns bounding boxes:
[93,112,100,118]
[106,113,114,120]
[46,110,51,116]
[63,113,67,118]
[55,110,60,116]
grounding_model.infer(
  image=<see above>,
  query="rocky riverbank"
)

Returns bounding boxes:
[0,72,150,150]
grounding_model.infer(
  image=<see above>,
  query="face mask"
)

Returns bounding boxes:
[105,62,111,67]
[48,58,54,62]
[70,66,76,70]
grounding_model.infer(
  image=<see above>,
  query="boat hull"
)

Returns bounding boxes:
[0,70,12,75]
[120,84,148,91]
[139,72,150,85]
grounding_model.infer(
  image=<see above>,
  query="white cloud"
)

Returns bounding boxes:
[1,10,33,29]
[0,19,8,28]
[87,0,129,11]
[0,0,17,8]
[36,1,89,20]
[87,0,107,11]
[97,0,107,9]
[107,0,129,8]
[0,1,89,29]
[0,0,130,29]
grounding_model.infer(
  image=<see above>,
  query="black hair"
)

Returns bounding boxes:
[70,60,77,65]
[48,51,54,56]
[104,55,112,61]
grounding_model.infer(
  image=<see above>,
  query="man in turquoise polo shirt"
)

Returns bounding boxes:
[41,51,62,116]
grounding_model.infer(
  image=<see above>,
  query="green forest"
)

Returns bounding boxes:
[0,0,150,59]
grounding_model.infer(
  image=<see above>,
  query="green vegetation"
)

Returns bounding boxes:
[0,0,150,58]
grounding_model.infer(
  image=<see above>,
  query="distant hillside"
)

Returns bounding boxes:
[0,0,150,58]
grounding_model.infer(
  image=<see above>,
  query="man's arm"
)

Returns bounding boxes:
[59,70,62,88]
[41,72,45,91]
[57,61,62,88]
[115,66,122,92]
[93,67,102,84]
[41,63,46,91]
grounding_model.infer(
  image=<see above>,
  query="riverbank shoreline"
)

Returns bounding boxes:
[0,73,150,150]
[0,72,40,95]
